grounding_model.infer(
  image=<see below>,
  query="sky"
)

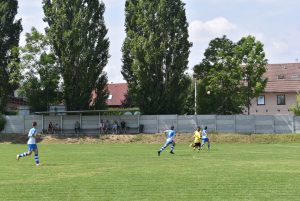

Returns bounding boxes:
[17,0,300,83]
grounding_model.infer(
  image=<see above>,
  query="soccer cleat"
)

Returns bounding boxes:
[157,151,161,156]
[16,155,20,160]
[170,151,175,154]
[36,164,40,166]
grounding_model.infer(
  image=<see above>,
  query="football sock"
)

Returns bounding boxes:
[170,145,175,151]
[19,152,28,157]
[159,146,166,152]
[34,153,39,164]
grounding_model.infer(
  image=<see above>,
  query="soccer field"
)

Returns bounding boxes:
[1,143,300,201]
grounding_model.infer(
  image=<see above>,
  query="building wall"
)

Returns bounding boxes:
[249,92,296,115]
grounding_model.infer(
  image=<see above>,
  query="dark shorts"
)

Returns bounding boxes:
[194,142,201,147]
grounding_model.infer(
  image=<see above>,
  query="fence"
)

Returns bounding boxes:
[1,114,300,135]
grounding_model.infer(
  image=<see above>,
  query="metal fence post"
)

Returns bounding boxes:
[157,115,159,133]
[60,115,63,135]
[41,114,44,133]
[293,115,295,133]
[23,115,26,134]
[234,115,236,133]
[215,115,217,132]
[273,116,275,133]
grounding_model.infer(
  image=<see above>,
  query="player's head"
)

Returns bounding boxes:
[204,126,207,130]
[197,126,201,131]
[32,121,37,127]
[170,125,174,130]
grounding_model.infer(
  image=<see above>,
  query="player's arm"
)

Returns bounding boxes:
[33,130,43,138]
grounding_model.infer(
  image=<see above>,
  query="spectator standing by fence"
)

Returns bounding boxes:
[104,120,110,134]
[120,120,126,134]
[75,121,80,134]
[112,120,118,134]
[99,120,104,134]
[48,122,54,134]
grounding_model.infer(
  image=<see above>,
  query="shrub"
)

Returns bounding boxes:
[0,114,6,132]
[290,93,300,116]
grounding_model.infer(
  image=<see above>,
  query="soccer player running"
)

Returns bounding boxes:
[193,126,202,151]
[16,121,40,166]
[201,126,211,150]
[157,126,176,156]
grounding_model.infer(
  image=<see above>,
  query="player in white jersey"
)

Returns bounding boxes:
[201,126,211,150]
[157,126,176,156]
[16,121,40,166]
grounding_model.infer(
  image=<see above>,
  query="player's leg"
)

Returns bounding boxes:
[207,138,211,150]
[201,139,205,149]
[195,142,200,150]
[170,141,175,154]
[33,146,40,166]
[17,145,33,160]
[158,140,171,156]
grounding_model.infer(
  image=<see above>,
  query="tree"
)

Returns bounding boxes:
[194,36,243,114]
[43,0,109,110]
[236,35,267,115]
[182,76,195,115]
[194,35,268,115]
[18,27,61,112]
[122,0,192,115]
[290,93,300,116]
[0,0,22,113]
[121,91,136,108]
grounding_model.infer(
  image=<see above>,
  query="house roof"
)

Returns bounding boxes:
[264,63,300,93]
[106,83,128,106]
[265,80,300,93]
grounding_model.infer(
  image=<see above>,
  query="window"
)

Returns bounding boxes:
[277,95,285,105]
[277,74,285,80]
[108,94,113,100]
[257,95,265,105]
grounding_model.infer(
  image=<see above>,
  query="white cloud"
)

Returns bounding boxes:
[189,17,237,43]
[271,40,289,53]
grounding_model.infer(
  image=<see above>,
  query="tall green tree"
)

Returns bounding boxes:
[122,0,192,114]
[18,27,61,112]
[0,0,22,113]
[194,36,243,114]
[236,35,267,114]
[194,35,267,115]
[182,75,195,115]
[43,0,109,110]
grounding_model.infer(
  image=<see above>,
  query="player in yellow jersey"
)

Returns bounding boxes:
[193,127,202,151]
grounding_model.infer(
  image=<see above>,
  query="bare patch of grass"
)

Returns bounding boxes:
[1,133,300,144]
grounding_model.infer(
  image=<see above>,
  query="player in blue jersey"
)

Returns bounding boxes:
[201,126,211,150]
[16,121,40,166]
[157,126,176,156]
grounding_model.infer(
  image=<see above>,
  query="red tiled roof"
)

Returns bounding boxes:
[264,63,300,81]
[265,80,300,93]
[106,83,128,106]
[264,63,300,92]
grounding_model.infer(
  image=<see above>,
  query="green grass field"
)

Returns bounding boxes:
[1,143,300,201]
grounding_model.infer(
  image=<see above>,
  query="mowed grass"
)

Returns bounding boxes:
[1,143,300,201]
